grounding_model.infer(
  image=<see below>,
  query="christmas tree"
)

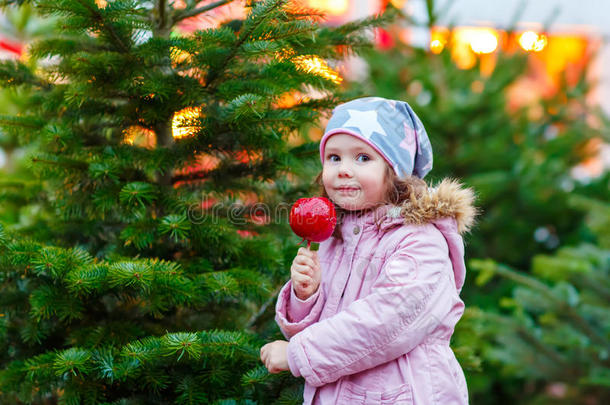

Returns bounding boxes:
[0,0,389,403]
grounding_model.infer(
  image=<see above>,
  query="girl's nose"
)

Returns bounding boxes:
[338,161,353,177]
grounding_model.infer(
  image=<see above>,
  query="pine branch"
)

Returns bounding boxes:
[154,121,174,188]
[483,311,571,371]
[0,115,46,129]
[0,223,6,247]
[325,8,396,37]
[492,263,610,351]
[171,169,210,184]
[173,0,237,23]
[170,159,275,185]
[0,60,50,89]
[74,0,130,53]
[245,284,282,329]
[571,271,610,303]
[204,0,288,90]
[31,156,88,170]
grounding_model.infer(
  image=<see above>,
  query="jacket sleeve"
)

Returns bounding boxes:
[285,233,462,387]
[275,279,326,340]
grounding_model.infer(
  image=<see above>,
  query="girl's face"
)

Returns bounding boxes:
[322,133,389,211]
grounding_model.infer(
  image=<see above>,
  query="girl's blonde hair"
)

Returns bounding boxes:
[314,164,427,241]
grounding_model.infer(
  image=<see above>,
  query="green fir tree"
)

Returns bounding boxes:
[0,0,391,403]
[469,191,610,404]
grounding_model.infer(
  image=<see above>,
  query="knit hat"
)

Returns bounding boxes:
[319,97,433,179]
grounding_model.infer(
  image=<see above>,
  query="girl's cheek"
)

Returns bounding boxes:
[321,169,332,187]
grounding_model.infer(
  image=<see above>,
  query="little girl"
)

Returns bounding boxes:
[260,97,476,404]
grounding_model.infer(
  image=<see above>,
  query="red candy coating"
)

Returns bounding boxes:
[289,197,337,245]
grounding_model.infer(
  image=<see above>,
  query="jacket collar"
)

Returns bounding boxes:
[340,179,477,235]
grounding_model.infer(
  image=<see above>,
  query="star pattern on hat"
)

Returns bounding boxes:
[342,109,387,139]
[399,122,417,155]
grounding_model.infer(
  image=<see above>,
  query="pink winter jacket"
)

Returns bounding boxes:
[275,179,476,405]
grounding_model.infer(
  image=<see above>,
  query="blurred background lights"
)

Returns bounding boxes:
[292,55,343,84]
[307,0,349,16]
[0,148,6,169]
[389,0,408,8]
[430,39,445,54]
[276,48,342,84]
[172,106,202,139]
[429,27,449,54]
[123,126,156,148]
[519,31,548,52]
[449,27,499,70]
[464,27,499,54]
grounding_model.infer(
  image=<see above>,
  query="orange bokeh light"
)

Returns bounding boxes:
[543,35,588,79]
[123,126,156,148]
[429,27,449,54]
[306,0,349,16]
[292,54,343,84]
[519,31,548,52]
[448,27,500,72]
[172,106,203,139]
[430,39,445,54]
[274,91,311,109]
[454,27,499,54]
[389,0,408,8]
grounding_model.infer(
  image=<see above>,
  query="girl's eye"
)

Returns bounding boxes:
[356,154,370,162]
[327,154,340,162]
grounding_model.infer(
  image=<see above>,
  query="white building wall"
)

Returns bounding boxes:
[413,0,610,36]
[591,42,610,116]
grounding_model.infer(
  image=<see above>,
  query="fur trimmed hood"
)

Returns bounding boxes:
[381,179,477,235]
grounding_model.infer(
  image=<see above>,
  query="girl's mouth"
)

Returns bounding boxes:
[336,187,360,194]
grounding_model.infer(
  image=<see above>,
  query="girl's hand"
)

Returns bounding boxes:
[260,340,290,374]
[290,247,321,300]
